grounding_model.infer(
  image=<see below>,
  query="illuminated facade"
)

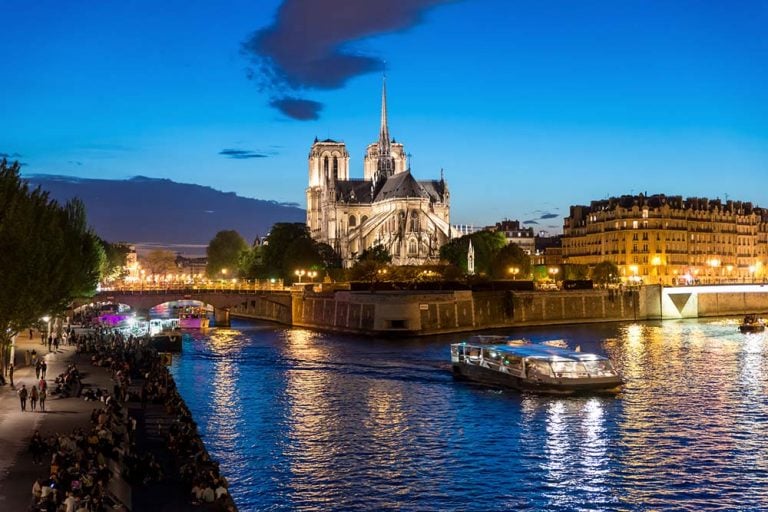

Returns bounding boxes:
[306,79,451,267]
[563,194,768,285]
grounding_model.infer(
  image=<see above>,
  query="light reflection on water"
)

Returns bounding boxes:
[170,318,768,511]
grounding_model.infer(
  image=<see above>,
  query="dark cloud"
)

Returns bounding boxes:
[219,149,269,160]
[242,0,454,119]
[68,160,83,166]
[270,97,323,121]
[539,213,558,220]
[523,220,540,225]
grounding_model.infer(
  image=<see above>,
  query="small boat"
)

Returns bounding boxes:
[450,337,622,395]
[739,314,766,333]
[148,331,183,353]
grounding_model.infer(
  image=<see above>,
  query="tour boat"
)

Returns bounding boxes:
[178,306,210,329]
[739,314,766,333]
[450,337,622,394]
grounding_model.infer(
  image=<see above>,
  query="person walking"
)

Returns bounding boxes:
[18,384,28,411]
[9,363,14,388]
[35,359,42,379]
[39,387,47,412]
[30,430,44,464]
[30,385,39,411]
[41,361,47,379]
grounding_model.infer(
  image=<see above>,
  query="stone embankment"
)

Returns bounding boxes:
[231,287,646,336]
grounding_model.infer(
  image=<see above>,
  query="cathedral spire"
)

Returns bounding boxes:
[378,75,391,157]
[373,74,395,186]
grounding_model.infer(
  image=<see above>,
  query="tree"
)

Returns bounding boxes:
[282,236,323,281]
[357,244,392,263]
[0,159,103,373]
[316,242,342,270]
[440,231,506,275]
[100,240,131,281]
[206,230,248,278]
[591,261,620,285]
[239,244,267,279]
[262,223,311,278]
[563,264,589,280]
[490,243,531,279]
[142,249,177,276]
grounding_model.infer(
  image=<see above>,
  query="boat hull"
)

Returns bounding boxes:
[179,317,209,329]
[452,362,622,395]
[739,325,765,333]
[150,334,183,353]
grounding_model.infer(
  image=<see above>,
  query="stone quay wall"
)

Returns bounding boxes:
[232,288,643,336]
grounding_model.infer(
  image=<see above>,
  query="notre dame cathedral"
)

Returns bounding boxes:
[306,80,451,268]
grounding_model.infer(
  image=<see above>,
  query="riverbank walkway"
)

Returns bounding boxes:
[1,330,237,511]
[0,330,123,509]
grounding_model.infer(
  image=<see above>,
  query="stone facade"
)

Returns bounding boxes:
[306,80,451,268]
[563,194,768,285]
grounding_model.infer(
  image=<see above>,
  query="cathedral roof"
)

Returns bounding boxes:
[374,171,429,201]
[334,179,373,203]
[418,179,447,202]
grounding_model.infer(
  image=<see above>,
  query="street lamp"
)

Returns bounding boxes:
[749,265,756,283]
[294,269,306,283]
[307,271,318,282]
[508,266,520,280]
[548,267,559,284]
[41,315,51,347]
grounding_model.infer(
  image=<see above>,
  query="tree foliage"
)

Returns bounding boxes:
[206,230,249,277]
[489,243,532,279]
[100,240,131,281]
[142,249,177,276]
[245,223,342,282]
[357,244,392,264]
[0,159,103,370]
[440,231,508,275]
[591,261,620,285]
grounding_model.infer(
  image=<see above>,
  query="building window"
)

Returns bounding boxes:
[349,215,357,228]
[408,239,418,255]
[333,156,339,180]
[633,221,638,229]
[410,211,420,232]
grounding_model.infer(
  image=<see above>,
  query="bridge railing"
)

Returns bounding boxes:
[99,280,289,293]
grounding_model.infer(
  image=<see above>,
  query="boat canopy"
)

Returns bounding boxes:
[453,341,606,363]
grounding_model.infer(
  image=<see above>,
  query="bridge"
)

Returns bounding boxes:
[89,286,294,326]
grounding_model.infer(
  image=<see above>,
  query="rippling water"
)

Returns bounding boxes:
[169,318,768,511]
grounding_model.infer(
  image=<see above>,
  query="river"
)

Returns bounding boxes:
[169,318,768,511]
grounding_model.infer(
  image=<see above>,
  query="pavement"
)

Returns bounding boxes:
[0,330,116,511]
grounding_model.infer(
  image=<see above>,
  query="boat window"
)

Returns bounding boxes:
[468,348,481,360]
[503,356,523,373]
[582,360,616,377]
[550,361,586,378]
[527,360,553,378]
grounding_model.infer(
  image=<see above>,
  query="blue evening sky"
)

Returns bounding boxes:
[2,0,766,232]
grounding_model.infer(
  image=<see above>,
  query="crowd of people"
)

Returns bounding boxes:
[22,323,237,511]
